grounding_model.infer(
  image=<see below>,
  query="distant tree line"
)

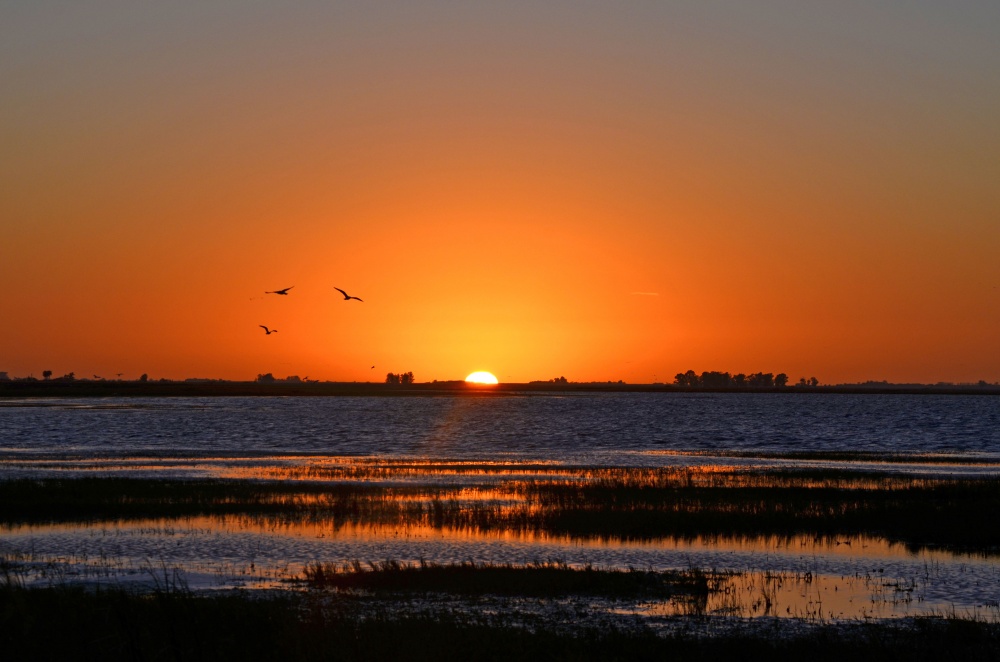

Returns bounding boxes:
[255,374,312,383]
[527,376,572,385]
[674,370,804,388]
[0,371,144,382]
[38,371,76,382]
[385,372,414,385]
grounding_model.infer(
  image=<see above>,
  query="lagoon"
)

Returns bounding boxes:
[2,392,999,623]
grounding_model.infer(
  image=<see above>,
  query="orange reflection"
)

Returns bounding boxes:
[9,454,960,493]
[624,571,928,621]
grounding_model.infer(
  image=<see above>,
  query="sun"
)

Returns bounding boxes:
[465,371,499,385]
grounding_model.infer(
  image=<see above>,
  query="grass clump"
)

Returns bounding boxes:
[302,559,708,599]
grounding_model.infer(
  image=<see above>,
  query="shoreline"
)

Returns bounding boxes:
[2,381,999,398]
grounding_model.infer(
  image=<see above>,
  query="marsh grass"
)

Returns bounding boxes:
[4,581,1000,661]
[302,559,709,599]
[0,560,26,589]
[519,479,1000,551]
[0,477,418,523]
[680,449,1000,466]
[3,468,1000,552]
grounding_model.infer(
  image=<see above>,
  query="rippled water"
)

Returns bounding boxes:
[6,515,1000,620]
[2,392,998,461]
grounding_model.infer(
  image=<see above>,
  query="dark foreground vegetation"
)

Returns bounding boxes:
[5,467,1000,659]
[3,468,1000,552]
[3,581,1000,662]
[302,559,708,599]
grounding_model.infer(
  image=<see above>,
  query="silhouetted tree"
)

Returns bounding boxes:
[809,377,819,387]
[674,370,701,387]
[676,370,797,389]
[0,371,9,381]
[60,372,76,381]
[700,371,732,388]
[385,372,414,385]
[256,373,275,383]
[42,370,52,381]
[139,373,148,382]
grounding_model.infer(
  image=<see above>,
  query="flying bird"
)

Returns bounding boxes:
[265,286,294,295]
[259,325,278,335]
[334,287,363,302]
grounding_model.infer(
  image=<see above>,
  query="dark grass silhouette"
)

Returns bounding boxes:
[3,470,1000,552]
[302,560,708,598]
[3,581,1000,661]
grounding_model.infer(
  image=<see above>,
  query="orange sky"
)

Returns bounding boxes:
[2,2,999,384]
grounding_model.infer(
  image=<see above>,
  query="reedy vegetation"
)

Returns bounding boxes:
[2,467,999,552]
[3,577,1000,661]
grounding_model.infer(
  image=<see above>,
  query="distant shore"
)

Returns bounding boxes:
[1,380,998,398]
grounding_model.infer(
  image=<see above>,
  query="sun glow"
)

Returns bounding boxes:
[465,371,499,385]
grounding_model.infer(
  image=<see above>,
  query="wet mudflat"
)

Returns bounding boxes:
[5,580,1000,662]
[2,459,999,626]
[3,394,1000,658]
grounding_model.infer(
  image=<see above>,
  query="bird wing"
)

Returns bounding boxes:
[334,287,348,298]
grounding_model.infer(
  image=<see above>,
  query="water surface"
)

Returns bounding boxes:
[2,393,998,622]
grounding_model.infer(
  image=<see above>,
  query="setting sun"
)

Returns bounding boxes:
[465,371,499,385]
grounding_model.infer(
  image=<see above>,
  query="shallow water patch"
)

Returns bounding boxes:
[4,516,1000,620]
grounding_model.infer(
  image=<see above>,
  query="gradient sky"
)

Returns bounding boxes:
[3,1,998,384]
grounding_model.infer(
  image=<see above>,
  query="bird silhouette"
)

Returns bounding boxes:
[259,325,278,335]
[265,286,294,295]
[334,287,363,302]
